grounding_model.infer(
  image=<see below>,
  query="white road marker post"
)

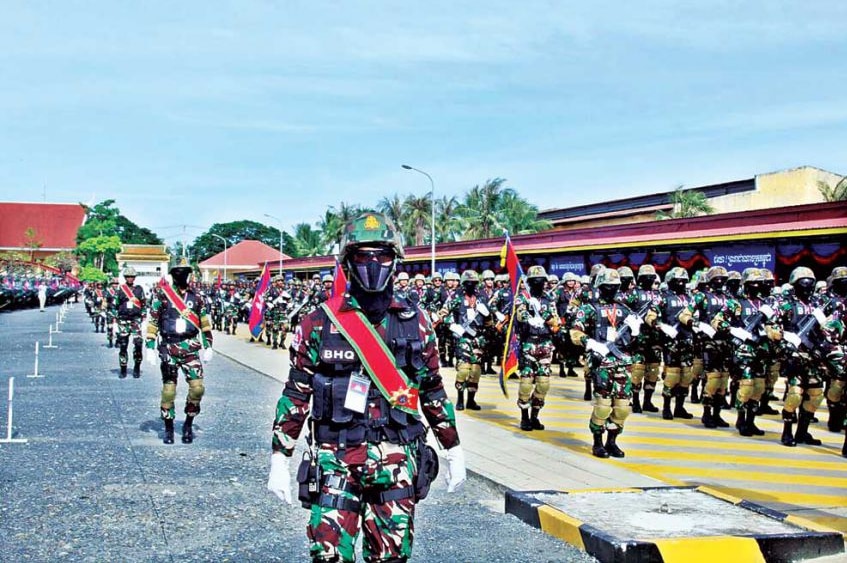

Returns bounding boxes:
[0,378,28,444]
[44,324,58,349]
[26,342,43,378]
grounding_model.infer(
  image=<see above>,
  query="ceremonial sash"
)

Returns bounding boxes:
[159,282,202,333]
[321,296,419,415]
[120,284,142,308]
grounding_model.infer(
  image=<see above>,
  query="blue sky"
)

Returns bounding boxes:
[1,2,845,247]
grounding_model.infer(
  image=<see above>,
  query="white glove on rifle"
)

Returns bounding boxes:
[445,445,467,493]
[202,348,214,363]
[729,327,752,342]
[267,453,292,505]
[585,338,610,357]
[146,347,158,367]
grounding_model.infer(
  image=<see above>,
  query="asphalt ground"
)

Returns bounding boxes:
[0,304,595,563]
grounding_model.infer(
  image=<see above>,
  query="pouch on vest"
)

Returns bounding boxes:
[296,452,321,508]
[414,438,439,501]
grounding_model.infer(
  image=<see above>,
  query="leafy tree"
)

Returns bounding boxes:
[191,220,291,262]
[403,194,432,246]
[817,177,847,202]
[23,227,43,261]
[434,195,463,243]
[44,251,79,273]
[455,178,509,239]
[77,235,122,272]
[377,194,406,233]
[75,199,162,272]
[77,265,109,283]
[291,223,325,257]
[656,186,715,219]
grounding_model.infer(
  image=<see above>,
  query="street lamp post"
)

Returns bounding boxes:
[210,234,228,282]
[401,164,436,276]
[263,213,284,277]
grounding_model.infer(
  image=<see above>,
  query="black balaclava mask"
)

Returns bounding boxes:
[668,279,687,294]
[598,284,619,303]
[709,277,727,295]
[794,278,815,300]
[462,281,478,296]
[637,275,655,291]
[171,269,190,290]
[745,282,763,299]
[831,278,847,297]
[347,248,396,294]
[527,278,546,297]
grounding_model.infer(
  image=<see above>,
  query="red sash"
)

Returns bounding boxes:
[159,282,201,332]
[321,296,419,415]
[120,284,142,308]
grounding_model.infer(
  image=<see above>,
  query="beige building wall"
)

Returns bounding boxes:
[711,166,840,214]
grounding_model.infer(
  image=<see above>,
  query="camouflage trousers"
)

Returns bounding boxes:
[267,315,289,346]
[517,338,554,409]
[116,318,143,367]
[588,358,632,434]
[159,337,205,420]
[306,441,417,563]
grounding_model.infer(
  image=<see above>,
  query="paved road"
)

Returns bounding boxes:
[0,304,593,563]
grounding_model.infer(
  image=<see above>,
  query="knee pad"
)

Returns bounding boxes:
[469,363,482,384]
[630,363,646,386]
[187,379,205,403]
[535,375,551,397]
[518,376,534,402]
[704,372,723,397]
[737,379,754,404]
[784,386,803,412]
[752,377,766,401]
[692,358,704,379]
[663,367,681,388]
[455,363,471,384]
[767,362,781,386]
[680,366,695,388]
[161,382,177,406]
[610,398,632,428]
[803,387,824,412]
[646,363,661,383]
[827,380,845,404]
[591,397,613,428]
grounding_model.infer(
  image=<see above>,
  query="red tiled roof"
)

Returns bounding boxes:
[199,240,291,268]
[0,202,86,251]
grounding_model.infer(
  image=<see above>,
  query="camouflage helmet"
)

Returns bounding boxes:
[760,268,775,282]
[580,275,590,284]
[664,267,689,282]
[705,266,728,283]
[637,264,657,279]
[110,277,120,284]
[168,258,191,275]
[414,273,426,282]
[727,270,742,281]
[495,273,509,283]
[617,266,634,280]
[122,266,138,277]
[431,271,443,281]
[741,267,765,284]
[396,272,409,281]
[444,271,460,282]
[460,269,480,283]
[292,278,302,286]
[547,274,559,284]
[526,265,548,280]
[788,266,815,285]
[562,272,579,283]
[594,269,621,287]
[481,269,495,280]
[312,273,321,280]
[829,266,847,282]
[339,212,404,262]
[321,274,333,283]
[589,264,606,279]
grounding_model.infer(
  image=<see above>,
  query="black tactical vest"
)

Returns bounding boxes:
[161,290,202,340]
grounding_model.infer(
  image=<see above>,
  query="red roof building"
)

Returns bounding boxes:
[0,202,87,259]
[198,240,291,281]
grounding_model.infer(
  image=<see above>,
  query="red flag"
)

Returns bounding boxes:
[332,260,348,297]
[498,234,526,397]
[248,263,272,338]
[215,271,222,290]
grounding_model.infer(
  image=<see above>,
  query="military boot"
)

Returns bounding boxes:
[107,338,113,348]
[455,389,465,411]
[745,402,764,436]
[583,378,592,401]
[119,364,127,379]
[520,409,532,431]
[163,419,175,445]
[466,391,481,411]
[842,430,847,458]
[558,363,566,378]
[757,395,779,416]
[736,407,748,435]
[712,402,729,428]
[631,391,642,414]
[605,430,625,458]
[690,382,701,404]
[182,416,195,444]
[132,361,141,379]
[591,433,609,458]
[781,420,796,447]
[673,390,693,419]
[530,407,544,430]
[795,410,822,446]
[662,395,674,420]
[827,403,845,433]
[567,366,579,378]
[642,389,659,412]
[701,404,716,429]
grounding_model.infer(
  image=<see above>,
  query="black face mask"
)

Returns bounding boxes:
[832,278,847,297]
[637,275,656,290]
[668,279,687,294]
[726,280,741,294]
[620,278,634,292]
[527,279,546,296]
[709,278,726,293]
[347,249,395,293]
[745,282,762,299]
[598,284,619,302]
[462,281,478,296]
[794,279,815,299]
[171,270,190,289]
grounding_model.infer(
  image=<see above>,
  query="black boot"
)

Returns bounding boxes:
[631,391,642,414]
[713,401,729,428]
[583,378,592,401]
[842,430,847,458]
[119,365,127,379]
[781,419,796,447]
[107,339,113,348]
[746,402,764,436]
[605,430,625,458]
[827,403,845,433]
[530,408,544,430]
[690,382,701,404]
[567,366,579,378]
[163,419,175,444]
[520,409,532,431]
[796,410,822,446]
[132,362,141,378]
[701,404,716,428]
[455,389,465,411]
[182,416,195,444]
[272,341,278,350]
[662,395,674,420]
[674,391,694,419]
[736,407,750,436]
[592,433,609,458]
[559,363,566,378]
[757,396,779,416]
[466,391,481,411]
[642,389,659,412]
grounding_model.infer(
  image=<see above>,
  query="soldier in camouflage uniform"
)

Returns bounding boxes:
[657,267,698,421]
[693,266,732,428]
[824,266,847,440]
[267,212,465,563]
[104,278,120,348]
[265,276,291,349]
[145,261,214,445]
[439,270,492,410]
[621,264,663,413]
[115,267,147,378]
[514,266,561,431]
[571,269,649,458]
[222,282,242,335]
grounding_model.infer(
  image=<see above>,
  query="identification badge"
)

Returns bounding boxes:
[344,372,370,414]
[606,327,618,342]
[127,301,134,309]
[175,318,187,333]
[466,309,477,323]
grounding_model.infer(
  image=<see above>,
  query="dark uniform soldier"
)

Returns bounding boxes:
[145,261,214,444]
[265,276,290,349]
[657,267,698,420]
[624,265,663,413]
[514,265,561,431]
[115,267,146,378]
[104,278,120,348]
[266,212,465,563]
[695,266,732,428]
[824,266,847,438]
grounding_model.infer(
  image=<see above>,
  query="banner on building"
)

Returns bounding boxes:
[706,244,775,272]
[548,256,586,276]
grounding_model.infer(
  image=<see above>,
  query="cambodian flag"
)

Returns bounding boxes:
[248,263,271,338]
[332,259,348,297]
[498,233,526,397]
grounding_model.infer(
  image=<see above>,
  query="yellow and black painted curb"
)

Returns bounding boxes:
[505,486,844,563]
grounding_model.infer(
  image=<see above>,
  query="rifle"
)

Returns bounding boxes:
[287,296,310,325]
[783,297,834,352]
[449,301,490,338]
[729,303,776,346]
[602,298,655,359]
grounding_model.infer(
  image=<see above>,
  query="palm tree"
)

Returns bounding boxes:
[435,195,463,243]
[291,223,325,257]
[817,177,847,202]
[377,194,406,232]
[403,194,432,246]
[499,191,552,235]
[319,202,370,253]
[456,178,509,239]
[656,186,715,219]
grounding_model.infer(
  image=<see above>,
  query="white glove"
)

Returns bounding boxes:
[444,446,467,493]
[267,453,292,505]
[729,327,752,342]
[659,323,678,339]
[475,302,490,316]
[698,322,716,339]
[585,338,609,357]
[146,347,158,367]
[783,331,801,349]
[202,348,214,363]
[527,316,545,328]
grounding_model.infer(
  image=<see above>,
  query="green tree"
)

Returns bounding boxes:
[434,195,463,243]
[77,265,109,283]
[191,220,291,263]
[77,235,122,272]
[44,251,79,273]
[291,223,325,257]
[75,199,162,272]
[456,178,509,239]
[377,194,406,233]
[404,194,432,246]
[817,177,847,202]
[656,186,715,220]
[498,191,552,235]
[23,227,43,261]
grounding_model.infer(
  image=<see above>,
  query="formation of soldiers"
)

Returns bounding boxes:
[2,274,79,311]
